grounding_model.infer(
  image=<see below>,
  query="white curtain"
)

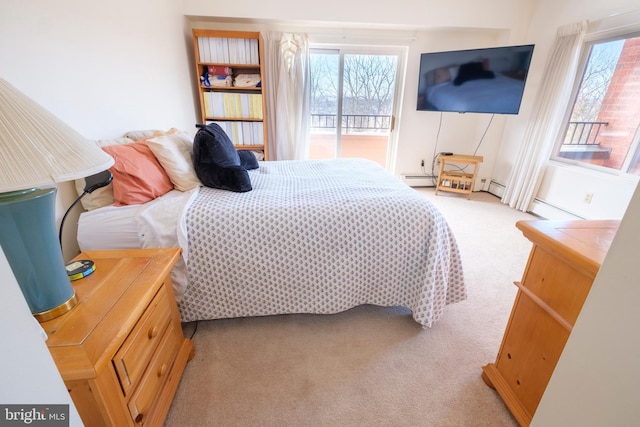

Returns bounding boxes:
[264,32,311,160]
[502,22,587,211]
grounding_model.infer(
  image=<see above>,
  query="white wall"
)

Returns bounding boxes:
[184,0,534,32]
[535,162,638,219]
[0,0,196,139]
[0,247,83,426]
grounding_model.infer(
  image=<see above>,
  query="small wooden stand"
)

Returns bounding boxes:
[435,154,483,199]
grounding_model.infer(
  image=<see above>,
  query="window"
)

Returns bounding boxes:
[554,34,640,175]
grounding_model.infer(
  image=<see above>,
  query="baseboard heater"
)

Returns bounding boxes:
[487,180,582,220]
[401,174,437,187]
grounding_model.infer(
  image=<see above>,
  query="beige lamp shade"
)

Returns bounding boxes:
[0,78,114,192]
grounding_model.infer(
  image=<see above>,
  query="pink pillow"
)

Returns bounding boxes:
[102,141,173,206]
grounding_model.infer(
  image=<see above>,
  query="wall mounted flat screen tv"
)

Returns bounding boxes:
[417,44,534,114]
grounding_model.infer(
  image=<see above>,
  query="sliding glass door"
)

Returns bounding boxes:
[309,47,403,169]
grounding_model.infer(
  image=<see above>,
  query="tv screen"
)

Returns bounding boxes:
[417,44,534,114]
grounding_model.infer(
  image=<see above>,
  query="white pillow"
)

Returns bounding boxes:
[95,136,135,148]
[146,128,201,191]
[123,129,160,141]
[75,180,115,211]
[75,138,135,210]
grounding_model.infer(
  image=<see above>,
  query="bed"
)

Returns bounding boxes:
[77,130,466,328]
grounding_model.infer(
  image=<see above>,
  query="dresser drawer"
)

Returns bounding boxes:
[496,293,570,416]
[127,320,183,425]
[114,286,172,395]
[520,246,593,326]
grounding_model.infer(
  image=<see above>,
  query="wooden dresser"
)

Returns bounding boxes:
[482,220,618,426]
[41,248,193,426]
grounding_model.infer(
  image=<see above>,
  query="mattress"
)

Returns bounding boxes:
[78,189,199,299]
[77,203,144,251]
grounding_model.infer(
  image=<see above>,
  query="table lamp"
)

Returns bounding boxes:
[0,78,114,322]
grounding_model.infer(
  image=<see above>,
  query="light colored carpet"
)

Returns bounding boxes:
[165,188,538,427]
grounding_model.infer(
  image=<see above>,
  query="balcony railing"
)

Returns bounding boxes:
[560,120,611,160]
[311,114,391,133]
[563,121,608,145]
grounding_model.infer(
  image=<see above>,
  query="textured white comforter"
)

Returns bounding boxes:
[179,158,466,327]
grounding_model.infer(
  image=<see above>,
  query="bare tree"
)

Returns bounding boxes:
[310,53,338,114]
[570,40,623,122]
[310,51,397,116]
[342,54,397,115]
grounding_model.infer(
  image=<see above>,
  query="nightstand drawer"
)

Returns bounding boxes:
[114,286,172,395]
[127,320,183,425]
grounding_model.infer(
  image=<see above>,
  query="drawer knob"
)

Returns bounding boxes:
[148,327,159,339]
[158,363,168,377]
[135,413,143,423]
[158,363,167,378]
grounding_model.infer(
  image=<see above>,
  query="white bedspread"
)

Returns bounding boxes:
[180,159,466,327]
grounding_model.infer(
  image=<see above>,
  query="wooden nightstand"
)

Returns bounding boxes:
[435,154,483,199]
[482,220,618,426]
[40,248,193,427]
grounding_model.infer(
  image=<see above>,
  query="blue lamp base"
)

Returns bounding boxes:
[0,187,78,321]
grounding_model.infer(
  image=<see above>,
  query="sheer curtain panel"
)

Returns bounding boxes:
[502,22,587,211]
[264,32,311,160]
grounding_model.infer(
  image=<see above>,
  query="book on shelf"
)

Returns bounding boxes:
[250,39,259,64]
[198,37,260,65]
[211,121,264,146]
[205,93,263,119]
[228,38,240,64]
[197,38,205,62]
[221,38,230,63]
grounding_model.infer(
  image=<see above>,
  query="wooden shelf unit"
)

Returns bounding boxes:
[482,220,619,426]
[41,248,193,427]
[191,29,268,159]
[435,154,483,199]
